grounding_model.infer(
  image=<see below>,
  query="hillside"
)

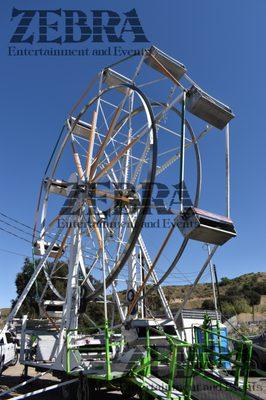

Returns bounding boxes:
[1,272,265,329]
[147,272,266,317]
[165,271,265,300]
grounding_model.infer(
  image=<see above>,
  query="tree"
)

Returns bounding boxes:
[233,298,251,314]
[254,281,266,295]
[201,299,215,310]
[220,302,235,319]
[12,257,68,318]
[12,257,106,328]
[225,285,240,298]
[219,277,230,287]
[245,290,261,322]
[12,258,44,318]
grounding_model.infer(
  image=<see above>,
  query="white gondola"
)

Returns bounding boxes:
[103,68,132,93]
[34,240,65,258]
[186,85,235,130]
[144,46,187,82]
[176,207,236,245]
[40,300,64,319]
[44,178,68,197]
[68,116,98,140]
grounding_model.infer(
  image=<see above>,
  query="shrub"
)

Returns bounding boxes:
[254,281,266,295]
[219,277,230,286]
[201,299,215,310]
[221,302,235,318]
[233,298,251,314]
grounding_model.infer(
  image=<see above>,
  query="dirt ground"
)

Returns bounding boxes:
[0,364,122,399]
[0,364,265,399]
[247,377,266,400]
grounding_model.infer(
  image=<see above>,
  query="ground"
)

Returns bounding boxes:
[248,377,266,400]
[0,364,265,399]
[0,364,122,399]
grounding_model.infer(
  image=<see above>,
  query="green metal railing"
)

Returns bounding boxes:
[131,324,254,400]
[66,323,123,381]
[192,323,253,399]
[65,321,254,400]
[131,326,194,399]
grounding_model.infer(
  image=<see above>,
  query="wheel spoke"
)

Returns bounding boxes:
[71,140,84,180]
[92,134,141,182]
[90,96,128,179]
[86,198,103,250]
[85,110,97,180]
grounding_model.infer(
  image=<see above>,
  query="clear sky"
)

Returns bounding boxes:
[0,0,265,308]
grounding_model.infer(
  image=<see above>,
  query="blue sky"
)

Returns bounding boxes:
[0,1,265,308]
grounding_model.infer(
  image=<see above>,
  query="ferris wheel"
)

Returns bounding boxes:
[4,46,237,335]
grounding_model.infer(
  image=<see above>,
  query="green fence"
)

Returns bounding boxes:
[65,322,254,400]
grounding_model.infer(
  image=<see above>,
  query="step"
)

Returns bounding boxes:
[132,375,183,400]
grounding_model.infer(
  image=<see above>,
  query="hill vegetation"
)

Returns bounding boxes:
[1,257,265,327]
[147,272,266,319]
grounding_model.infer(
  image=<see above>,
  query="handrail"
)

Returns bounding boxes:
[131,326,195,399]
[196,325,249,344]
[65,322,254,400]
[66,322,115,380]
[149,325,193,347]
[193,323,253,398]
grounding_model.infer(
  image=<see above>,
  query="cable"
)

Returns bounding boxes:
[0,248,29,258]
[0,211,55,242]
[0,219,33,238]
[0,212,34,232]
[0,226,32,244]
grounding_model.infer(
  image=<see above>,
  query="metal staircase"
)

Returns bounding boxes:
[132,375,184,400]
